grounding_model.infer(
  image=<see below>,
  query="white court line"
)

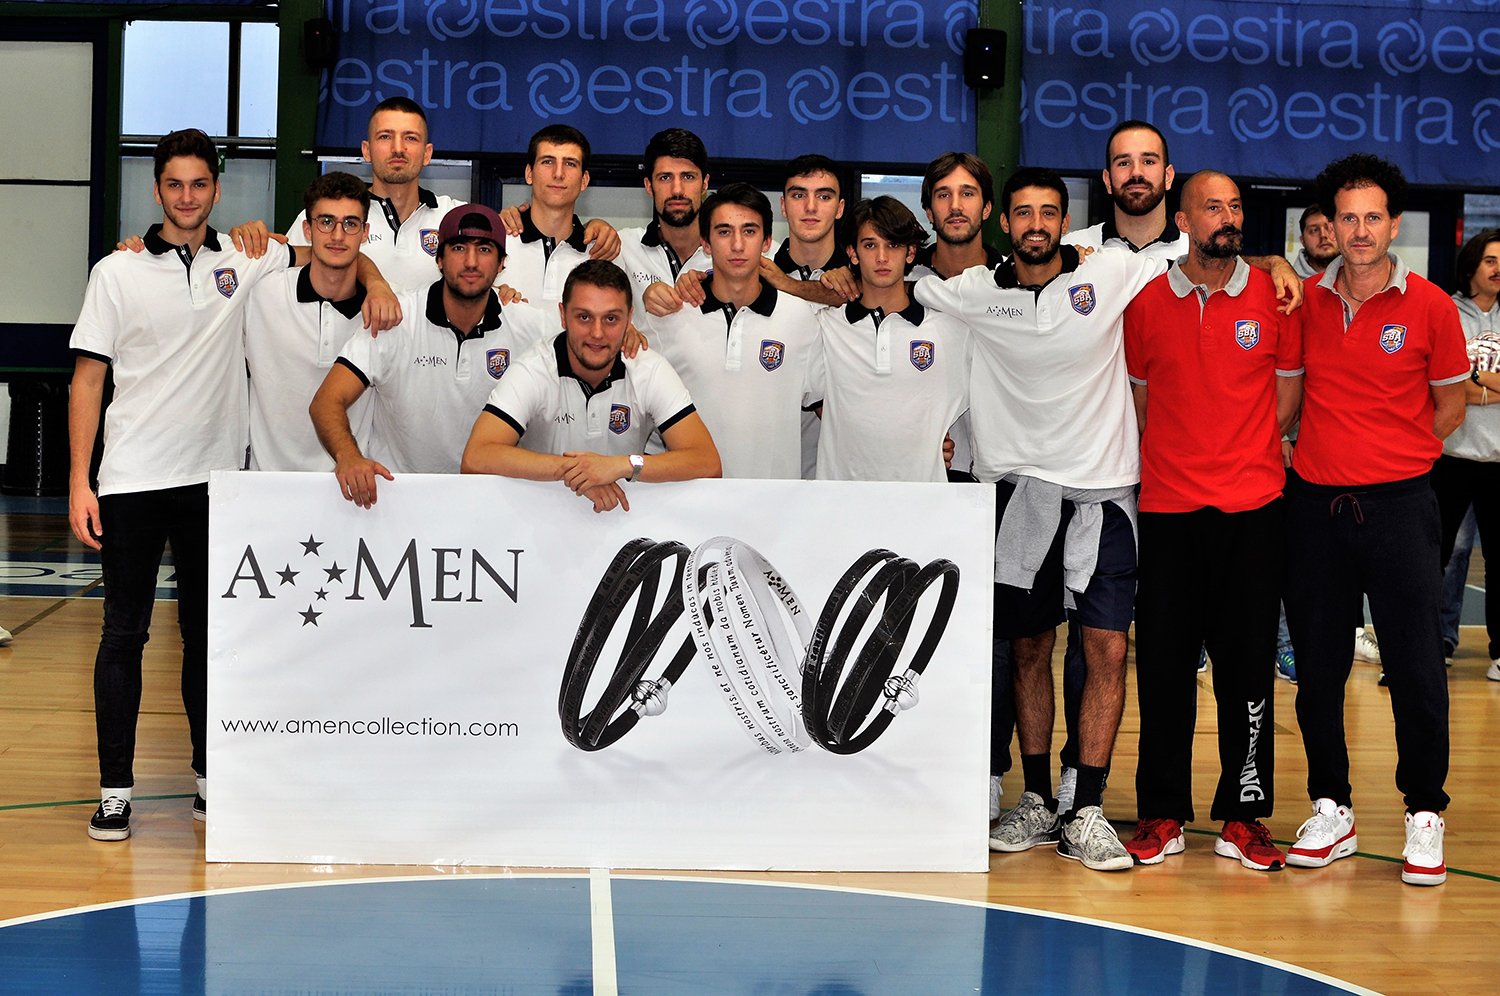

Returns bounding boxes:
[589,868,619,996]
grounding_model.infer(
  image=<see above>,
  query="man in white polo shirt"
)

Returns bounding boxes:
[68,130,398,842]
[812,196,968,483]
[287,97,463,294]
[462,259,720,510]
[917,167,1301,872]
[637,183,820,480]
[310,204,551,505]
[1065,120,1189,258]
[614,128,713,297]
[246,171,375,471]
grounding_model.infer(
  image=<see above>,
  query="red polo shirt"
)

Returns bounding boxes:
[1125,261,1303,513]
[1293,257,1468,487]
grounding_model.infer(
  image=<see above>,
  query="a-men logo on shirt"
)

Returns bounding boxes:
[760,340,785,371]
[1068,283,1096,316]
[486,348,510,379]
[910,340,935,371]
[420,229,440,256]
[1380,324,1408,354]
[609,404,632,434]
[1234,320,1261,350]
[214,268,239,299]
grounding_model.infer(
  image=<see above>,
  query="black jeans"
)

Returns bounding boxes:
[1283,471,1449,815]
[1432,453,1500,659]
[1134,500,1282,824]
[94,484,209,788]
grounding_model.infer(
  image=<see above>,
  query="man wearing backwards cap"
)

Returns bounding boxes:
[311,204,552,505]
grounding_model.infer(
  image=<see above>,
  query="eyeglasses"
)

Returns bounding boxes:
[312,215,364,234]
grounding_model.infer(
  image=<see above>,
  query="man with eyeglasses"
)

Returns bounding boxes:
[245,172,378,471]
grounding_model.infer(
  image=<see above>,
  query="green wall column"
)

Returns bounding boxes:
[976,0,1023,254]
[275,0,324,231]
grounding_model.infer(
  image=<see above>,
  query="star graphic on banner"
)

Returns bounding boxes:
[324,562,346,583]
[277,565,299,586]
[314,588,328,601]
[300,535,322,556]
[299,605,321,626]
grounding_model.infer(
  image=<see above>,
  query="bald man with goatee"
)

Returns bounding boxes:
[1121,171,1305,872]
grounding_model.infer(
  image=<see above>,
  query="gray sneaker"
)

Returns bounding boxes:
[989,791,1061,852]
[1057,805,1132,871]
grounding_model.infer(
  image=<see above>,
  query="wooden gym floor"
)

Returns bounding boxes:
[0,504,1496,995]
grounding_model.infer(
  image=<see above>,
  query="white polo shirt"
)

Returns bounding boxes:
[614,219,711,297]
[288,186,462,294]
[811,300,970,483]
[337,282,552,473]
[639,278,819,480]
[483,332,696,457]
[914,244,1167,489]
[501,211,591,311]
[907,242,1003,281]
[1064,218,1189,260]
[70,224,294,496]
[244,267,374,472]
[772,238,845,481]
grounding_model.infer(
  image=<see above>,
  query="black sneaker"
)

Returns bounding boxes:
[88,797,131,840]
[192,794,206,822]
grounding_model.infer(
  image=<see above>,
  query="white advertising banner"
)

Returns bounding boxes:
[208,473,994,871]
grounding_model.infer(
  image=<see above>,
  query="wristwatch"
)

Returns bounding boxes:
[628,453,645,482]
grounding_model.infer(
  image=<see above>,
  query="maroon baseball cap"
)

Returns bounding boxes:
[437,204,505,253]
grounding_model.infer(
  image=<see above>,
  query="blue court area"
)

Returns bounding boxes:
[0,876,1373,995]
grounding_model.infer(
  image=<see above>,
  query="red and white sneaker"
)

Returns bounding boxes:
[1124,818,1184,865]
[1401,811,1447,886]
[1287,798,1358,868]
[1215,820,1285,870]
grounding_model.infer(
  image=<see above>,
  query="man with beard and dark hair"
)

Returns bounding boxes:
[310,204,551,501]
[1066,120,1188,258]
[1121,171,1304,871]
[1292,204,1339,278]
[1283,153,1467,887]
[916,167,1302,872]
[615,128,713,297]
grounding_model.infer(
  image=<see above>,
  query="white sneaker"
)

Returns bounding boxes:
[1055,766,1078,815]
[1287,798,1358,867]
[1057,806,1133,871]
[1354,628,1381,664]
[989,791,1062,852]
[1402,811,1447,886]
[989,775,1003,821]
[1488,659,1500,682]
[0,626,11,646]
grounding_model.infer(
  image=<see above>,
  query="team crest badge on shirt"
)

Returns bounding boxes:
[1235,320,1261,350]
[1380,324,1407,354]
[910,340,935,371]
[486,348,510,379]
[1068,283,1096,316]
[609,404,632,434]
[213,268,238,299]
[760,340,785,371]
[420,229,440,256]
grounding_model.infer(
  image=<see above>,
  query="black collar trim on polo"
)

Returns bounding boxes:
[1099,217,1182,253]
[699,277,778,319]
[519,210,588,253]
[773,237,845,280]
[845,299,925,328]
[994,244,1083,293]
[424,280,502,341]
[369,186,438,238]
[295,265,368,320]
[551,331,625,401]
[144,223,222,256]
[642,217,694,277]
[912,241,1003,278]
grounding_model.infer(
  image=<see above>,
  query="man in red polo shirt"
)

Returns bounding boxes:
[1122,171,1304,870]
[1284,154,1467,887]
